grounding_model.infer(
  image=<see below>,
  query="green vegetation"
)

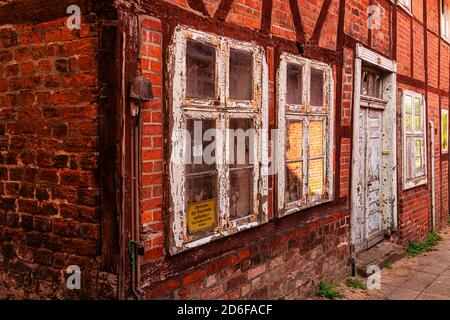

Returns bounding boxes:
[383,260,393,269]
[407,233,442,257]
[317,282,344,300]
[345,278,367,290]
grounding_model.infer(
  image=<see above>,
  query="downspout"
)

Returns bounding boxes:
[130,101,144,299]
[129,75,154,300]
[430,121,436,233]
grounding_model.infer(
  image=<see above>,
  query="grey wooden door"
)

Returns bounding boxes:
[355,106,385,252]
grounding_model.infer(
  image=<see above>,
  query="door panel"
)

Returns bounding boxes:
[365,109,383,241]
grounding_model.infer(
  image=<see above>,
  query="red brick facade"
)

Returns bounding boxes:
[0,0,449,300]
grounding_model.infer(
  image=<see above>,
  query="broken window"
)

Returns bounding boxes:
[402,90,427,190]
[278,54,334,216]
[169,27,268,254]
[361,70,383,99]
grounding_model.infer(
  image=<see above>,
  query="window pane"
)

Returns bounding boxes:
[442,112,449,151]
[309,159,324,196]
[415,139,423,171]
[310,68,324,106]
[230,168,253,220]
[405,96,413,131]
[406,114,413,132]
[229,49,253,100]
[228,118,255,168]
[406,136,414,179]
[186,119,216,174]
[186,40,216,99]
[361,72,369,96]
[414,97,422,131]
[286,63,303,105]
[286,162,303,203]
[309,120,324,158]
[186,174,218,234]
[286,120,303,161]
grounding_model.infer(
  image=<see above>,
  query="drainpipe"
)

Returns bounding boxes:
[430,121,436,233]
[129,76,153,299]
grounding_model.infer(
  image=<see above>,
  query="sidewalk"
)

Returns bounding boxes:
[342,226,450,300]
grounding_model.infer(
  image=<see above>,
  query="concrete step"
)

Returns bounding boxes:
[356,241,406,277]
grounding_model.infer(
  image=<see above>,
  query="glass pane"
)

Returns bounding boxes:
[230,168,253,220]
[228,118,255,168]
[405,96,413,131]
[406,136,414,179]
[414,97,422,131]
[286,162,303,204]
[310,68,324,106]
[286,63,303,105]
[186,119,216,174]
[442,112,448,151]
[361,72,369,96]
[405,96,412,113]
[186,40,216,99]
[229,49,253,100]
[374,75,383,99]
[406,114,413,132]
[286,121,303,161]
[309,120,324,158]
[415,139,422,170]
[186,174,217,234]
[309,159,324,196]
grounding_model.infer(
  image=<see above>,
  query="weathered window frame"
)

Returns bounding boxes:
[402,90,427,190]
[168,26,269,255]
[277,53,334,217]
[442,109,449,154]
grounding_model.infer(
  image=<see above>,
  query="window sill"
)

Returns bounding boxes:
[169,219,265,256]
[402,177,427,191]
[279,197,334,218]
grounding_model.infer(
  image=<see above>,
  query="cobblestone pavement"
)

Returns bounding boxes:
[341,226,450,300]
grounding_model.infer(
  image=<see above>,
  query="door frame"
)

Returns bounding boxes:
[351,44,398,253]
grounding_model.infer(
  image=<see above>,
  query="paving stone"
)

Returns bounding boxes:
[416,292,450,300]
[386,287,421,300]
[401,272,439,291]
[423,275,450,297]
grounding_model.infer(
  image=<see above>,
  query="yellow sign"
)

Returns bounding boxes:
[187,199,217,233]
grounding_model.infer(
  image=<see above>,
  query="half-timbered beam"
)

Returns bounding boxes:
[309,0,333,45]
[214,0,235,21]
[288,0,306,44]
[261,0,273,34]
[187,0,209,16]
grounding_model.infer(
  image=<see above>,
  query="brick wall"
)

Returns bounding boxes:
[2,0,450,301]
[0,14,116,299]
[140,17,165,262]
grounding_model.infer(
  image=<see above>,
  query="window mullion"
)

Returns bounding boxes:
[218,113,229,231]
[218,40,228,231]
[303,117,310,202]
